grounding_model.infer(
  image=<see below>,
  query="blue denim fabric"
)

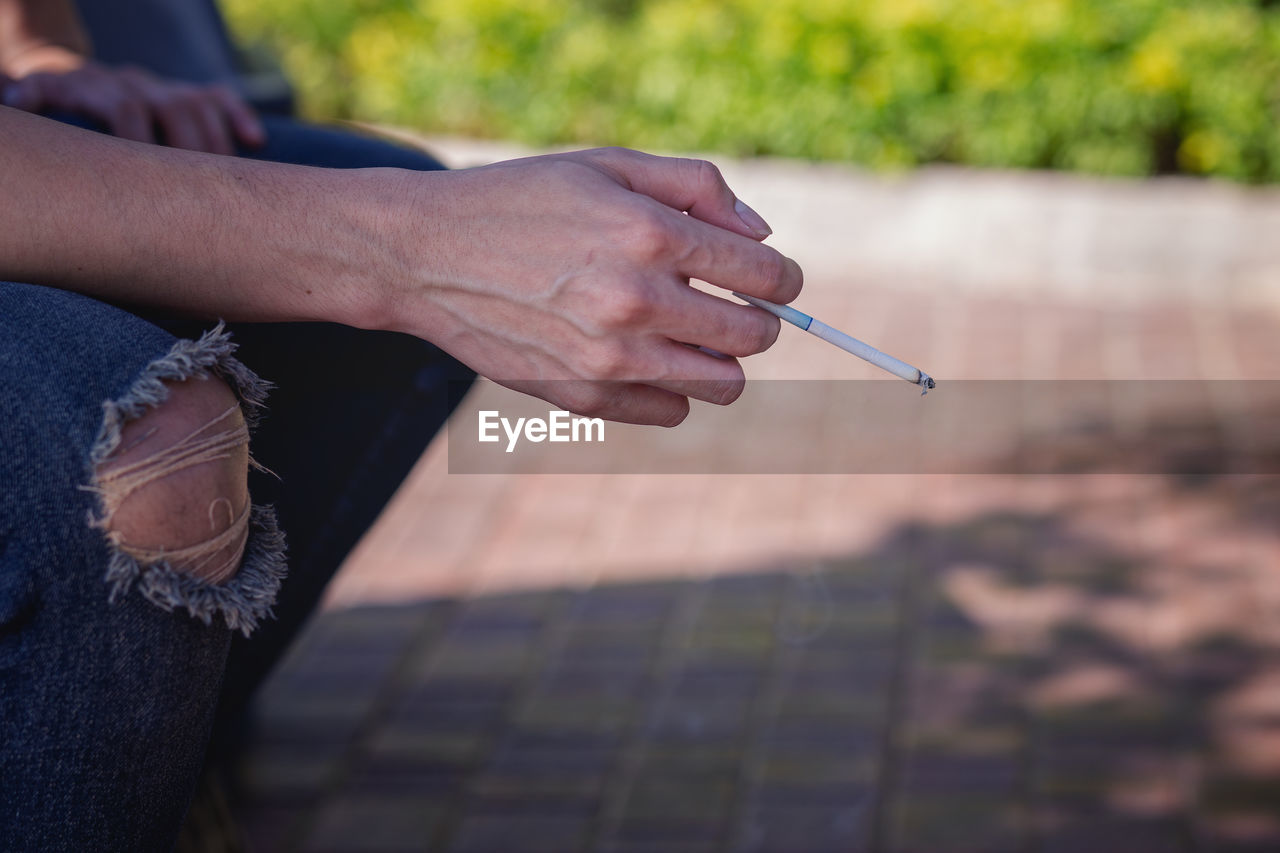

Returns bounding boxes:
[72,0,244,93]
[2,114,471,852]
[0,284,285,850]
[207,118,468,732]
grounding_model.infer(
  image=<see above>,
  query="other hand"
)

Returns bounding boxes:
[1,46,263,154]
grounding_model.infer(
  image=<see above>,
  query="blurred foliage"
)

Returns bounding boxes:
[223,0,1280,181]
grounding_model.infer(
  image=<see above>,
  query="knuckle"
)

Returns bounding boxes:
[736,314,780,354]
[588,340,632,380]
[117,100,148,123]
[715,311,778,357]
[155,87,197,110]
[623,209,674,262]
[685,157,725,190]
[751,252,797,302]
[776,256,805,303]
[596,279,653,330]
[757,251,787,288]
[563,383,615,420]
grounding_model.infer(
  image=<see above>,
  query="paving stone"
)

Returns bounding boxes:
[607,816,726,845]
[512,697,636,735]
[466,768,605,811]
[420,638,540,679]
[670,659,772,685]
[648,704,752,743]
[570,584,683,627]
[1199,808,1280,853]
[749,750,876,788]
[621,774,737,821]
[900,751,1023,795]
[759,722,883,752]
[445,814,590,853]
[732,803,873,853]
[298,795,445,853]
[597,842,718,853]
[686,628,777,657]
[489,734,621,774]
[663,669,762,702]
[236,746,345,802]
[395,676,516,708]
[639,743,745,776]
[232,803,301,853]
[535,665,650,701]
[343,758,472,798]
[557,627,665,657]
[1034,815,1190,853]
[365,727,491,766]
[888,795,1025,853]
[236,145,1280,852]
[1200,774,1280,814]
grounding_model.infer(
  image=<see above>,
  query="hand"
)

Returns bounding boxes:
[1,46,264,154]
[377,147,804,426]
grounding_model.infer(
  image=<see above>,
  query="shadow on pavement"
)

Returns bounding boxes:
[230,397,1280,853]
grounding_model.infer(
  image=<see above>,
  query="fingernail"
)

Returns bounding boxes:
[734,198,773,237]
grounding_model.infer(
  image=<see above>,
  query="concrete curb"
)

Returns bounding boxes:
[375,128,1280,312]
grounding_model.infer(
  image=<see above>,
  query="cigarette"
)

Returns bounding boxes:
[733,292,936,394]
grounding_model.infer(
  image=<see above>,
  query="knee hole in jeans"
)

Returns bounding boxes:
[91,376,251,584]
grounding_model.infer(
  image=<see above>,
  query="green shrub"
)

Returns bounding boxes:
[223,0,1280,181]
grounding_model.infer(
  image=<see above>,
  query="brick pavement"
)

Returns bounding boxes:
[227,142,1280,852]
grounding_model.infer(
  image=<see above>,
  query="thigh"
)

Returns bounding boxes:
[0,282,281,851]
[211,116,464,722]
[246,113,448,171]
[211,323,474,723]
[73,0,243,91]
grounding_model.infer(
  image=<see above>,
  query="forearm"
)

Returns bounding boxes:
[0,0,90,76]
[1,105,802,425]
[0,107,398,327]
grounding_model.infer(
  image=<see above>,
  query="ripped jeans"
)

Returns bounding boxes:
[0,120,473,850]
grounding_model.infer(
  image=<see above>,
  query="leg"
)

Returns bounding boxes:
[244,112,449,170]
[0,282,284,850]
[206,115,470,726]
[30,109,470,734]
[212,323,474,727]
[71,0,245,93]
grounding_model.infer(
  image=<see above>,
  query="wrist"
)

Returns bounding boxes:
[333,166,458,337]
[245,164,448,333]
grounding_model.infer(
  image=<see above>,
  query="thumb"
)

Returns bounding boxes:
[589,148,774,241]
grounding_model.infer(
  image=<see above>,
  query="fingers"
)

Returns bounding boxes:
[526,341,745,427]
[124,74,239,155]
[650,342,748,406]
[617,197,802,305]
[1,75,40,111]
[585,147,773,241]
[577,149,802,304]
[522,379,692,428]
[674,211,804,303]
[150,89,233,155]
[208,86,266,148]
[660,287,781,359]
[2,63,261,155]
